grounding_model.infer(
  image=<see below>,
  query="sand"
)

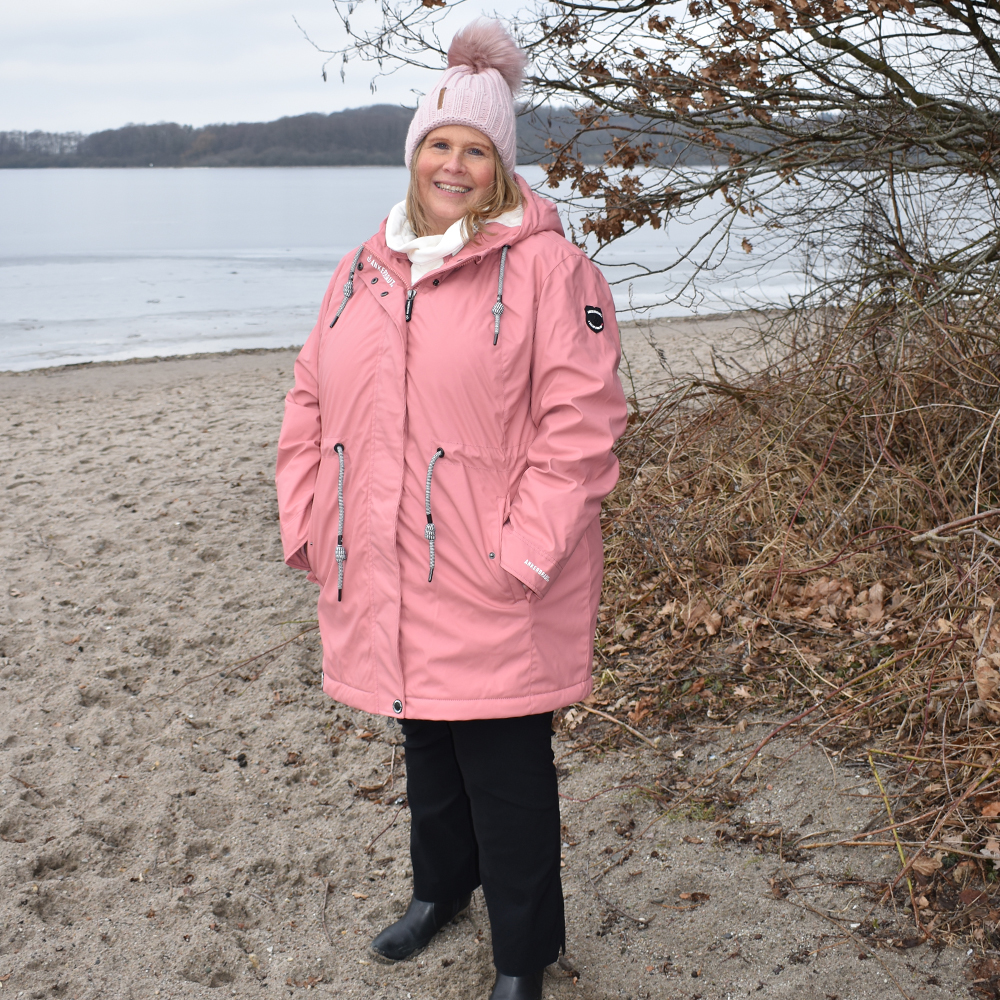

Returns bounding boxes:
[0,330,971,998]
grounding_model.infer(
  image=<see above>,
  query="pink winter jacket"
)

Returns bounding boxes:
[276,177,627,721]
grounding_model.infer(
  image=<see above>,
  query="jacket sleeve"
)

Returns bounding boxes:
[275,269,342,572]
[500,252,628,597]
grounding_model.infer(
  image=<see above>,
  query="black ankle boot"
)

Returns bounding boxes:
[369,894,471,962]
[489,970,544,1000]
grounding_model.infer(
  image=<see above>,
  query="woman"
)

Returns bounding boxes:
[276,20,626,1000]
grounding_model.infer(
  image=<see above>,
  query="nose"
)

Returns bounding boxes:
[441,149,466,174]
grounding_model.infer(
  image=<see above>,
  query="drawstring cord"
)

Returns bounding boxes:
[492,245,510,346]
[334,443,347,601]
[329,246,365,328]
[424,448,445,582]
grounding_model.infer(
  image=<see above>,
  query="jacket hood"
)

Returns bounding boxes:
[370,174,564,280]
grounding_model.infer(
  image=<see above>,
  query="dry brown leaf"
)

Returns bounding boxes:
[911,856,942,876]
[981,801,1000,818]
[679,891,710,902]
[683,599,712,629]
[975,658,1000,701]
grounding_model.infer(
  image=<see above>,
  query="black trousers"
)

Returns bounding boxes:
[401,712,564,976]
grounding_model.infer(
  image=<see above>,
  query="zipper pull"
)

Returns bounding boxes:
[405,288,417,322]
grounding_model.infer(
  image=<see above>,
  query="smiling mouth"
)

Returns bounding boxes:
[434,182,472,194]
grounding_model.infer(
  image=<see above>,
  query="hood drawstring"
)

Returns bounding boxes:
[492,245,510,346]
[334,443,347,601]
[424,448,445,583]
[330,247,365,328]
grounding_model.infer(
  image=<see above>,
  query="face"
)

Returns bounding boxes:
[414,125,497,236]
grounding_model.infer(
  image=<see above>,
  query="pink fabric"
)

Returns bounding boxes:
[276,177,627,720]
[404,20,524,172]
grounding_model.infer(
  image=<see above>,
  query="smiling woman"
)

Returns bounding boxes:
[275,19,627,1000]
[408,125,522,240]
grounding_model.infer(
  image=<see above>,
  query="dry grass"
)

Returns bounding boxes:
[571,294,1000,948]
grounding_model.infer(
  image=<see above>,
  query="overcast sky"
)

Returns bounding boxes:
[0,0,508,134]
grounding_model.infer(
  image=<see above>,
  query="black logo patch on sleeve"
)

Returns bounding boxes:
[584,305,604,332]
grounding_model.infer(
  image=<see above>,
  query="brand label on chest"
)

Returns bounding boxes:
[366,254,397,288]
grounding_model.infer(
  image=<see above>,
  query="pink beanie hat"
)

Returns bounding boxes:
[404,19,526,173]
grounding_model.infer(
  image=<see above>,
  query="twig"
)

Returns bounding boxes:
[158,626,319,698]
[8,774,40,793]
[364,803,407,855]
[869,753,922,931]
[870,748,994,770]
[321,882,336,949]
[573,704,659,749]
[910,508,1000,543]
[584,864,651,927]
[559,782,645,803]
[798,840,992,860]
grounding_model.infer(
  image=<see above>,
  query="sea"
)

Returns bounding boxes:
[0,165,801,371]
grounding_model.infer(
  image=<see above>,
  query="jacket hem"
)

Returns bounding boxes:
[323,674,592,721]
[399,681,592,720]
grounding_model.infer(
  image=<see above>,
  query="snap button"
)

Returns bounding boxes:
[392,699,402,714]
[432,279,440,286]
[371,277,378,284]
[488,552,495,559]
[380,291,388,297]
[357,262,363,270]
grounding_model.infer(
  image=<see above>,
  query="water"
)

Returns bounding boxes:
[0,165,801,372]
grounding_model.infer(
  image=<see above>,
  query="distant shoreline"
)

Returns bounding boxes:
[1,311,769,389]
[0,104,707,170]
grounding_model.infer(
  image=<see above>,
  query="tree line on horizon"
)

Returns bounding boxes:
[0,104,715,169]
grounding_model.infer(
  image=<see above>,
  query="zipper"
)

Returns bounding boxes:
[405,288,417,322]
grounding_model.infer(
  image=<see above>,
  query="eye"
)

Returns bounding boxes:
[431,141,450,151]
[467,147,486,157]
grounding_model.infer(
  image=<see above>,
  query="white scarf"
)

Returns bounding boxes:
[384,200,524,284]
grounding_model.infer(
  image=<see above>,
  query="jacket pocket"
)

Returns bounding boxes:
[306,457,328,587]
[495,495,527,604]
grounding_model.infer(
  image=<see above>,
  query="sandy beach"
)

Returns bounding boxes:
[0,325,970,998]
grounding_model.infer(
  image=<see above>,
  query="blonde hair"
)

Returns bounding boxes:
[406,135,522,243]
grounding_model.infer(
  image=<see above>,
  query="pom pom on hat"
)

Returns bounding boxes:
[447,18,526,93]
[404,19,525,173]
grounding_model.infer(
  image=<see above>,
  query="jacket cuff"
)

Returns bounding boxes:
[500,524,558,597]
